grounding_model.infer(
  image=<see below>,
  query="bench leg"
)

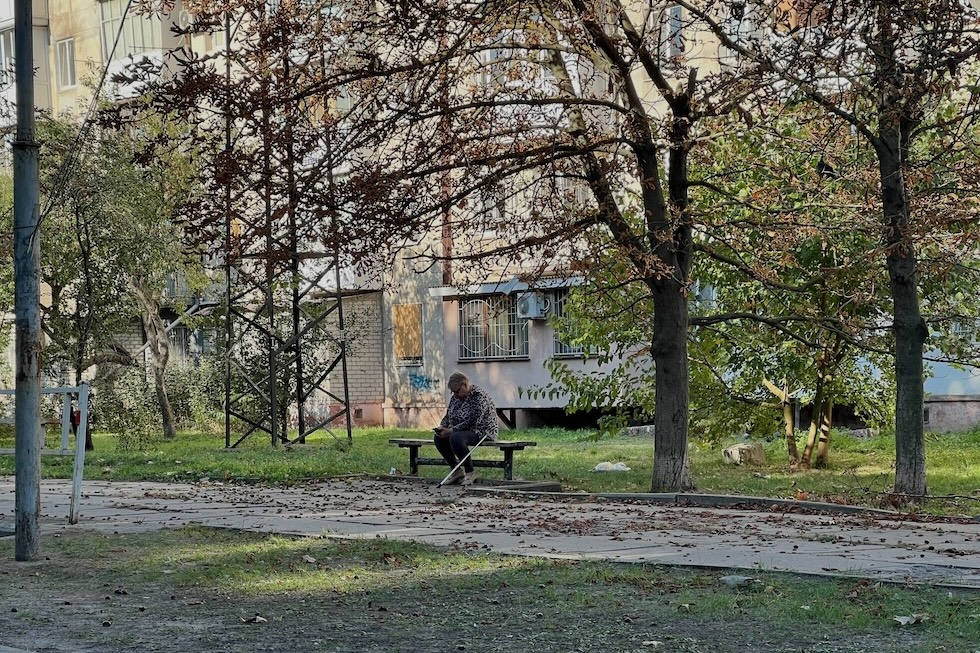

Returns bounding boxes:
[409,446,420,476]
[502,449,514,480]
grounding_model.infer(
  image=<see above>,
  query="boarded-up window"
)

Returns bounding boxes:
[393,303,423,365]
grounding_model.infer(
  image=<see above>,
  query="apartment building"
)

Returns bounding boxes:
[3,1,977,435]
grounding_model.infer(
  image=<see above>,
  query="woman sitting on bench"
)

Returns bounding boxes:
[433,372,499,486]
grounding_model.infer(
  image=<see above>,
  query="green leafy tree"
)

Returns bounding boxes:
[39,116,204,442]
[685,0,980,496]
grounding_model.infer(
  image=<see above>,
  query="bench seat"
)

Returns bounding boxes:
[389,438,537,480]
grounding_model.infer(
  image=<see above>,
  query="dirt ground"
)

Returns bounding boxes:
[0,528,947,653]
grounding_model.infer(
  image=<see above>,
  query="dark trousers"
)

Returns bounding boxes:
[433,430,483,472]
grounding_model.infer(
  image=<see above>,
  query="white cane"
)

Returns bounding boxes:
[437,432,491,487]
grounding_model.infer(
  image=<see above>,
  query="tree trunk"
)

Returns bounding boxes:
[800,372,827,467]
[132,283,177,440]
[74,214,97,451]
[144,311,177,440]
[880,140,927,496]
[782,379,799,464]
[871,4,927,497]
[651,283,693,492]
[815,399,833,468]
[649,101,694,493]
[764,378,798,464]
[72,365,95,451]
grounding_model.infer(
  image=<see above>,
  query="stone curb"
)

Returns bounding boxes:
[380,474,971,521]
[465,486,906,518]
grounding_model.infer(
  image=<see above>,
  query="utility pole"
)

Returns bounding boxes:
[13,0,42,561]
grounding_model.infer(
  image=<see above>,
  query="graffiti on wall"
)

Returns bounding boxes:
[408,372,439,391]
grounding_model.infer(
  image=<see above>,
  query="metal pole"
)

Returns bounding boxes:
[325,132,353,445]
[284,44,306,443]
[437,433,491,487]
[12,0,42,561]
[223,9,233,449]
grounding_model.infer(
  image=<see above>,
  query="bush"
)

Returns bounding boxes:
[96,367,160,450]
[163,355,224,433]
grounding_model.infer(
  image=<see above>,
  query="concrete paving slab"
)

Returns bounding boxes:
[2,476,978,589]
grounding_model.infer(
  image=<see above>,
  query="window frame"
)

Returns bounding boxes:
[551,288,597,358]
[667,5,685,58]
[56,38,77,90]
[0,28,14,86]
[100,0,163,62]
[393,303,424,367]
[457,295,529,361]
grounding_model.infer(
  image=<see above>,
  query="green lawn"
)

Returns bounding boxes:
[2,426,978,516]
[3,526,976,652]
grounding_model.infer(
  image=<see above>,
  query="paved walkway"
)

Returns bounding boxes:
[2,476,979,593]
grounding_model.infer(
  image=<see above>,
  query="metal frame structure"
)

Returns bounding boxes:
[218,7,352,449]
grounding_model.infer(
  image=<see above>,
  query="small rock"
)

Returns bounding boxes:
[723,443,766,465]
[720,575,757,588]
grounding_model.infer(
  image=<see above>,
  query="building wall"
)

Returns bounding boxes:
[381,244,448,428]
[924,361,980,432]
[924,396,980,433]
[46,0,101,117]
[0,0,53,122]
[925,360,980,396]
[437,294,638,429]
[312,292,386,427]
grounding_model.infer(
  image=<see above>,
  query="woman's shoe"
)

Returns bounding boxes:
[445,467,465,485]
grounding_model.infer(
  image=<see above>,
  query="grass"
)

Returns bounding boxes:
[1,425,979,516]
[2,526,977,652]
[1,429,978,650]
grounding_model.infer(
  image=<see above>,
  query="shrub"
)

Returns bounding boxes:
[96,367,160,450]
[164,355,224,433]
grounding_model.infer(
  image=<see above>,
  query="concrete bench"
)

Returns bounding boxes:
[388,438,537,480]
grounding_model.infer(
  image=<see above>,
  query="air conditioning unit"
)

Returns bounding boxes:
[516,292,551,320]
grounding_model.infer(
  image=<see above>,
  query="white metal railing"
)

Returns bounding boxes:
[0,384,89,524]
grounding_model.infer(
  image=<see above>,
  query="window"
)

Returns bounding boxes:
[552,289,595,357]
[100,0,163,62]
[478,181,505,222]
[168,325,191,359]
[720,3,759,68]
[952,320,978,341]
[667,5,685,58]
[393,303,423,366]
[333,86,354,115]
[556,175,591,206]
[0,29,14,86]
[479,45,501,87]
[56,39,76,90]
[458,296,528,360]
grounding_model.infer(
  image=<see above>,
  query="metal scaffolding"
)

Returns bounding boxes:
[218,7,353,448]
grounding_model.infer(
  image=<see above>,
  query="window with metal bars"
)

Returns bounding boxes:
[458,296,528,360]
[552,288,595,357]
